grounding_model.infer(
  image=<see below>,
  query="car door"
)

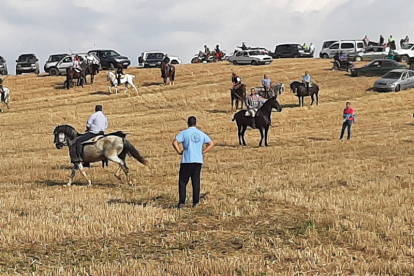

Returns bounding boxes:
[380,61,396,75]
[328,43,339,57]
[241,51,249,64]
[408,71,414,89]
[366,60,383,76]
[283,45,292,58]
[58,56,73,74]
[363,47,375,60]
[99,51,109,68]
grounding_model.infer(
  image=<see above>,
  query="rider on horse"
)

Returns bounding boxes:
[73,55,82,72]
[261,74,272,92]
[161,54,172,78]
[116,63,124,86]
[86,53,95,64]
[245,88,262,129]
[71,105,108,164]
[231,72,242,92]
[0,78,4,102]
[302,71,311,94]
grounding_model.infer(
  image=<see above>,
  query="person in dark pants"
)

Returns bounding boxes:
[340,102,355,140]
[172,116,214,208]
[70,105,108,163]
[116,64,124,86]
[0,78,4,102]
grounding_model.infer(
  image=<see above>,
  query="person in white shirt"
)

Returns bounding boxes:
[71,105,108,163]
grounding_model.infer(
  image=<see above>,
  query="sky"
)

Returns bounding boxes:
[0,0,413,74]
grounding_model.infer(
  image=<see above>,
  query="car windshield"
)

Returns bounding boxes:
[105,51,120,57]
[18,55,35,62]
[401,43,413,50]
[383,71,402,79]
[48,55,65,62]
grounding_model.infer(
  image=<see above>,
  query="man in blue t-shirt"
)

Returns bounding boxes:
[172,116,214,208]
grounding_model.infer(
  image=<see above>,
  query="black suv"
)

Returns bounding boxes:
[16,53,40,75]
[0,56,8,75]
[87,50,130,70]
[270,44,313,59]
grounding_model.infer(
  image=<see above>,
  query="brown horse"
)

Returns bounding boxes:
[82,62,100,84]
[64,68,85,89]
[230,83,246,111]
[232,97,282,147]
[290,81,320,107]
[161,62,175,85]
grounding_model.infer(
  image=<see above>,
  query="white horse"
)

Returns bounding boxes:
[107,72,138,95]
[0,87,10,111]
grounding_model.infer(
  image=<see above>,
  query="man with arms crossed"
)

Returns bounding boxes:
[172,116,214,209]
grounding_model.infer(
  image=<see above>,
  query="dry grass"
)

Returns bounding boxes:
[1,59,414,275]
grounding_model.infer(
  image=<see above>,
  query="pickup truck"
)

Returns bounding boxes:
[138,51,181,68]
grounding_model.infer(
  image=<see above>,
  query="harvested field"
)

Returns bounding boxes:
[1,59,414,275]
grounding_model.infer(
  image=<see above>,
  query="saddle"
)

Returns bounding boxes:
[74,68,82,73]
[81,131,129,145]
[81,135,104,145]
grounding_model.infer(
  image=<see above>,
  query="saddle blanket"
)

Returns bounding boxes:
[81,135,104,145]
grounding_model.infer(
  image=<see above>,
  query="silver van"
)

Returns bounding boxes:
[320,40,365,58]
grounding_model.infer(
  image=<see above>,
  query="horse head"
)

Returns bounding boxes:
[269,97,282,112]
[53,125,79,149]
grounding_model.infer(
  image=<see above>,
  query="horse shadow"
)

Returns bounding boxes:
[214,142,238,148]
[34,180,86,187]
[365,87,375,92]
[53,85,67,90]
[308,137,332,141]
[51,164,73,170]
[141,81,163,87]
[281,103,298,109]
[90,91,111,95]
[207,109,228,114]
[107,193,209,209]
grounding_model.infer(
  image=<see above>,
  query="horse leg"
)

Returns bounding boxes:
[114,167,122,181]
[124,84,128,94]
[316,92,319,105]
[298,96,301,107]
[129,81,139,95]
[108,86,112,94]
[241,126,248,146]
[301,96,304,107]
[311,94,315,105]
[66,166,77,186]
[237,125,242,145]
[107,154,132,185]
[259,128,264,147]
[264,126,270,147]
[77,163,92,186]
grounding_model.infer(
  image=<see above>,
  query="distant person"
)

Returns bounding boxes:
[231,72,242,92]
[204,45,210,55]
[215,44,221,53]
[309,43,315,54]
[261,74,272,92]
[161,54,171,77]
[172,116,214,208]
[302,43,308,50]
[340,102,355,140]
[239,42,248,50]
[302,71,311,93]
[403,35,410,47]
[73,55,81,71]
[116,64,124,86]
[379,35,384,46]
[388,35,396,50]
[0,78,4,102]
[363,35,370,46]
[86,52,95,64]
[245,88,262,129]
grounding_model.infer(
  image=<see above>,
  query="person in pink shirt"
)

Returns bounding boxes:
[340,102,355,140]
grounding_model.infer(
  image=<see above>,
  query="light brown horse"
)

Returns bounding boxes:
[53,125,148,186]
[230,83,246,111]
[161,62,175,85]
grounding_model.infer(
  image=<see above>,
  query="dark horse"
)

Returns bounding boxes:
[232,97,282,147]
[82,62,100,84]
[64,68,86,89]
[290,81,320,107]
[161,62,175,85]
[230,83,246,111]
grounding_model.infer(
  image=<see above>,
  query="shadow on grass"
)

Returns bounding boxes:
[90,91,111,95]
[214,143,238,148]
[141,81,163,87]
[365,87,375,92]
[308,137,332,141]
[281,103,299,109]
[207,109,229,114]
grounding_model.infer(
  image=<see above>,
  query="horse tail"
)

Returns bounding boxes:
[123,139,147,166]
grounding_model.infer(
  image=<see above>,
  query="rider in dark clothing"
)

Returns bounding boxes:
[161,55,171,78]
[215,45,221,53]
[239,42,248,50]
[116,64,124,86]
[0,78,4,102]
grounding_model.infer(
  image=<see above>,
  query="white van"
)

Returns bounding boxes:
[320,40,365,58]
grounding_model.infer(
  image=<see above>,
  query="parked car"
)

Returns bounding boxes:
[228,49,273,65]
[44,53,68,75]
[51,53,100,75]
[269,44,313,59]
[0,56,8,75]
[16,54,39,75]
[319,40,338,58]
[87,50,130,69]
[320,40,365,59]
[348,46,390,61]
[373,69,414,92]
[138,51,181,68]
[394,43,414,62]
[350,59,406,77]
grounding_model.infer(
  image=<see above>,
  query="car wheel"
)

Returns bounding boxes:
[35,69,39,74]
[357,71,366,77]
[395,85,401,92]
[293,54,299,58]
[355,56,362,62]
[275,55,281,59]
[16,71,21,75]
[233,60,238,65]
[251,60,258,65]
[410,64,414,70]
[171,60,178,65]
[143,64,149,68]
[401,55,409,62]
[322,54,329,59]
[49,68,59,76]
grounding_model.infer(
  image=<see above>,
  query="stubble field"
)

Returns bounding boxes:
[1,59,414,275]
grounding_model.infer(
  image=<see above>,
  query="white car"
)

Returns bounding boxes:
[395,43,414,62]
[228,49,273,65]
[49,53,100,76]
[138,51,181,68]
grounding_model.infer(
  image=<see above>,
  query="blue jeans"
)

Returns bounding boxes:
[340,120,353,140]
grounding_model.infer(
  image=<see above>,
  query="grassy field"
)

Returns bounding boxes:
[1,59,414,275]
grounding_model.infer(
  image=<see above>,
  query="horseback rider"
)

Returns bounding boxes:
[161,54,172,78]
[246,88,262,129]
[231,72,242,92]
[71,105,108,164]
[116,63,124,86]
[86,52,95,64]
[261,74,272,92]
[0,78,4,102]
[73,55,82,72]
[204,45,210,55]
[302,71,311,94]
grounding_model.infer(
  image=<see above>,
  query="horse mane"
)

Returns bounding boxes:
[54,124,79,139]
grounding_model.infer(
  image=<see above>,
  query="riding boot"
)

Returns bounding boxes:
[69,145,82,163]
[251,118,256,129]
[0,92,4,102]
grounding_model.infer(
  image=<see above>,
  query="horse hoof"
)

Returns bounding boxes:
[114,174,122,181]
[87,180,92,186]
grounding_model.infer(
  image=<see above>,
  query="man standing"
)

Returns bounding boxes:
[340,102,355,140]
[309,43,315,54]
[172,116,214,208]
[71,105,108,163]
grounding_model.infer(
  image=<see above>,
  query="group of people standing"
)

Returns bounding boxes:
[363,34,410,50]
